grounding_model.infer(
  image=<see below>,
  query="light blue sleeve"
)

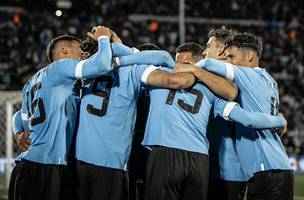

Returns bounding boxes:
[120,50,175,69]
[12,110,24,136]
[111,42,135,56]
[47,36,113,84]
[131,64,161,90]
[196,58,258,90]
[214,98,285,129]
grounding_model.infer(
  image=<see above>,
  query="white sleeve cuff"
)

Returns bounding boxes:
[223,102,238,120]
[75,60,85,79]
[21,113,28,121]
[141,65,159,84]
[98,35,110,41]
[225,63,235,80]
[132,47,140,53]
[113,57,121,66]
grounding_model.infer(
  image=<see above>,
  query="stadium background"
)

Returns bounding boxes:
[0,0,303,199]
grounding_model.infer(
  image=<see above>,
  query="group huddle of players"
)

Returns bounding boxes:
[9,25,293,200]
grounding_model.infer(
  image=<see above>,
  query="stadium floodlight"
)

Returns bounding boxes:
[55,10,63,17]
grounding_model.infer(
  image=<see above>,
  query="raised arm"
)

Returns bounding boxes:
[117,50,175,69]
[76,26,113,78]
[48,26,114,82]
[111,42,136,57]
[174,63,238,100]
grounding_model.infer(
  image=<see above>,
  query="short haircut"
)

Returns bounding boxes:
[208,26,234,45]
[176,42,203,57]
[137,43,161,51]
[225,32,263,58]
[46,35,81,63]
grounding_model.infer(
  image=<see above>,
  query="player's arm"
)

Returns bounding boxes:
[116,50,175,69]
[215,99,286,129]
[176,58,255,90]
[49,26,114,81]
[12,110,32,152]
[143,67,195,89]
[111,42,136,57]
[12,110,24,136]
[77,26,114,78]
[109,28,138,56]
[174,63,238,100]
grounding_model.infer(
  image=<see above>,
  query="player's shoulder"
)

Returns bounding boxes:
[23,67,47,91]
[47,58,79,69]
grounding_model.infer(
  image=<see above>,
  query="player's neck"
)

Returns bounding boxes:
[245,61,259,68]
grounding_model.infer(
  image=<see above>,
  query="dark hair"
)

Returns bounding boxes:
[225,32,263,58]
[46,35,81,63]
[80,30,120,55]
[137,43,161,51]
[176,42,203,57]
[208,26,234,44]
[80,37,98,55]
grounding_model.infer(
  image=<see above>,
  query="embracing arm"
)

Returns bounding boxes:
[118,50,175,69]
[111,42,135,56]
[174,63,238,100]
[144,68,196,89]
[222,102,286,129]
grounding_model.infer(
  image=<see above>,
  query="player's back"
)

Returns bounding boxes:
[76,64,152,170]
[142,82,220,155]
[235,67,291,179]
[20,60,80,165]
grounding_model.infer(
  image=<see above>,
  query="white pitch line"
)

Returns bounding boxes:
[294,196,304,200]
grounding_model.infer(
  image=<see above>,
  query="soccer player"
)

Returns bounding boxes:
[141,65,286,200]
[9,26,115,200]
[177,32,294,200]
[128,43,161,200]
[74,40,196,200]
[204,27,247,200]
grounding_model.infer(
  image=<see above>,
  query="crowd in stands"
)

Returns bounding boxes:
[0,0,303,159]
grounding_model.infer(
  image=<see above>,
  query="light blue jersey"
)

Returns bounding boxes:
[207,116,246,181]
[197,58,292,179]
[75,64,158,170]
[12,110,27,135]
[142,68,286,156]
[19,36,113,165]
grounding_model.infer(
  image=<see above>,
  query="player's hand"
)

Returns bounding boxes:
[173,63,197,74]
[15,131,32,152]
[87,26,111,41]
[278,113,287,137]
[109,29,122,44]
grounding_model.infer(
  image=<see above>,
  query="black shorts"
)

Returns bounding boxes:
[128,144,150,200]
[207,177,246,200]
[246,170,294,200]
[144,146,209,200]
[75,160,129,200]
[9,159,74,200]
